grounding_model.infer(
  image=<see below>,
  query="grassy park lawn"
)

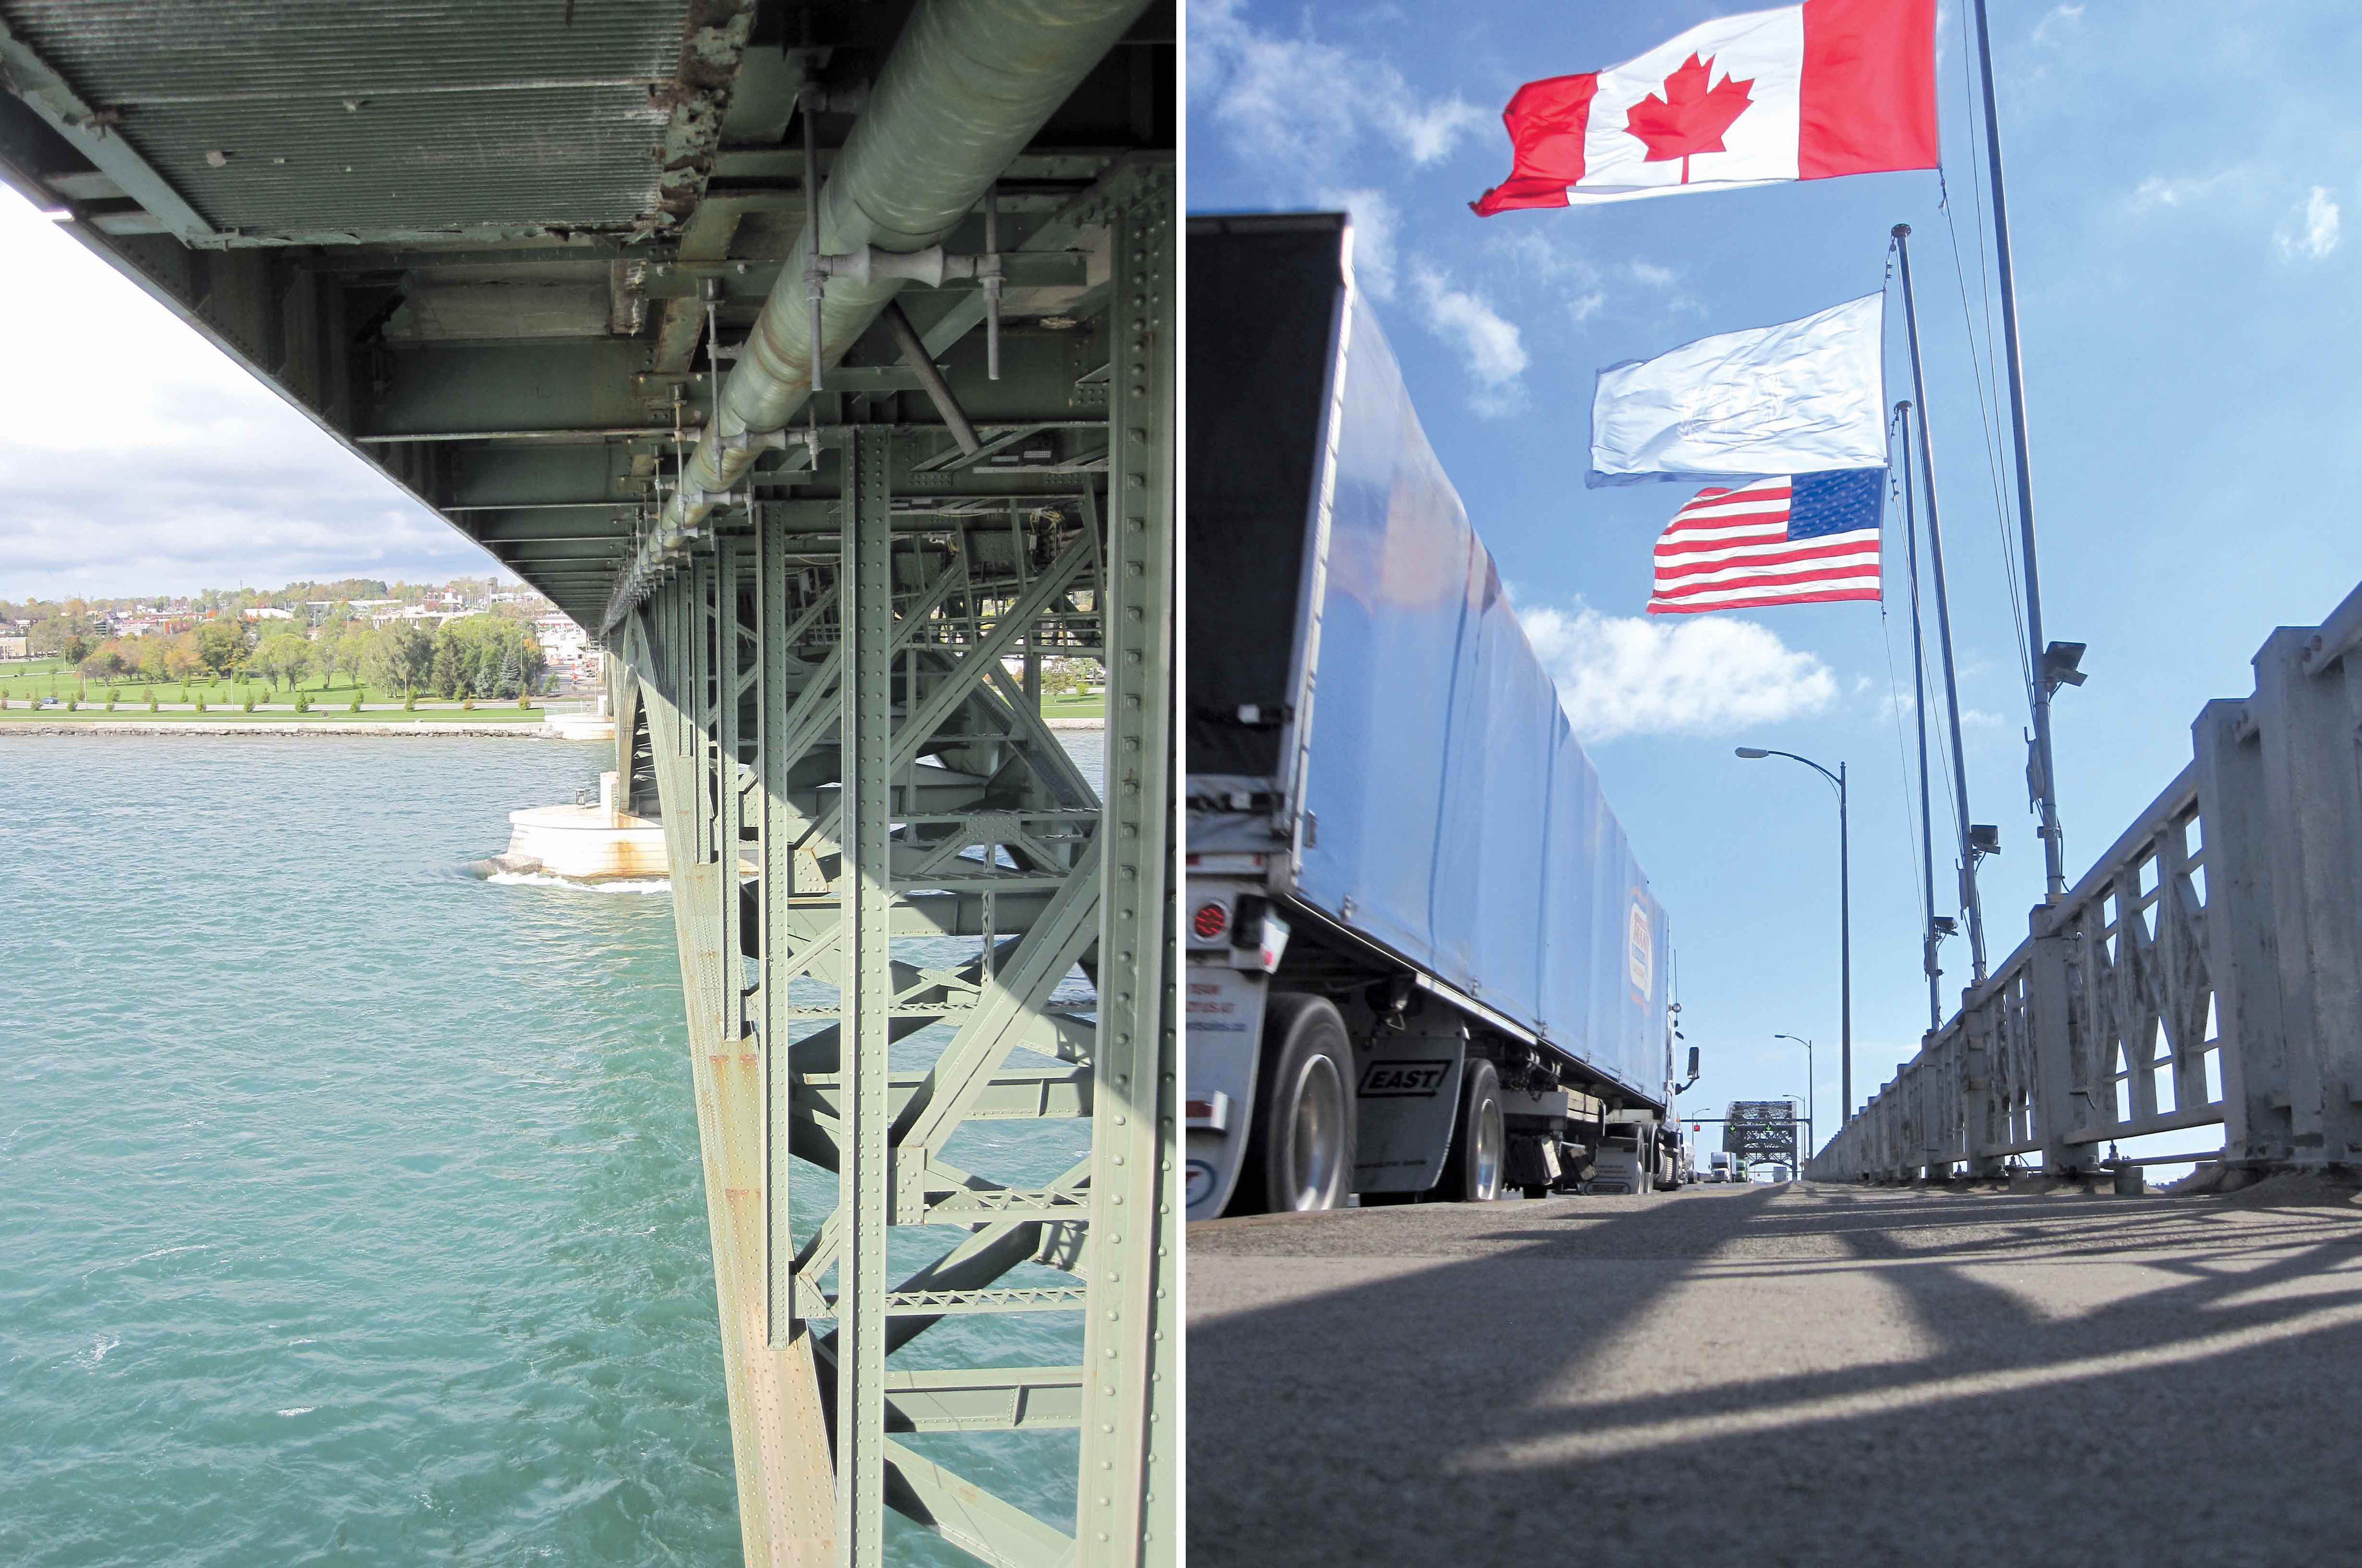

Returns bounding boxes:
[1,663,561,718]
[1040,691,1106,719]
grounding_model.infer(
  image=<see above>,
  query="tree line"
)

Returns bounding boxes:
[70,615,548,698]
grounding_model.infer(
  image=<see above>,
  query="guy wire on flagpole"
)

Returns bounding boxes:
[1878,408,1931,959]
[1945,0,2034,700]
[1875,243,1933,943]
[1971,0,2070,899]
[1894,223,1990,986]
[1897,399,1943,1034]
[1935,170,2033,697]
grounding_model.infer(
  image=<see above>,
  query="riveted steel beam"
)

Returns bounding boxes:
[615,171,1164,1568]
[1073,163,1176,1568]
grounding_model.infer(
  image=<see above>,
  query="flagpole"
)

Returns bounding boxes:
[1971,0,2068,899]
[1897,400,1942,1033]
[1894,224,1989,985]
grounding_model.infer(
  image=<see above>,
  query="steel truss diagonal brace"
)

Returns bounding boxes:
[897,838,1104,1154]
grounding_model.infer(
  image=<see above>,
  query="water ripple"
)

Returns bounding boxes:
[0,732,1104,1567]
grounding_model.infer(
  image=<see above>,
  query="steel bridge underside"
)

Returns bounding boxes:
[0,3,1176,1564]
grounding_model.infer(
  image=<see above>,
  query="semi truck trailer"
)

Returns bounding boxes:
[1185,212,1692,1221]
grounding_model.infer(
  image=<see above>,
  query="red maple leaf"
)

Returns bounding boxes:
[1623,53,1755,185]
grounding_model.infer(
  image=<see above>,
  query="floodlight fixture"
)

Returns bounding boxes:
[2042,640,2088,691]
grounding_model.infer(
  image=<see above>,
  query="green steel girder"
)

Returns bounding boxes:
[362,340,660,438]
[1072,167,1176,1568]
[613,190,1165,1547]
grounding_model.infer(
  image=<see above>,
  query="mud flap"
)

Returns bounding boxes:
[1185,962,1270,1221]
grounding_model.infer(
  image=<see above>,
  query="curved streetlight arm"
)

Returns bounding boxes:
[1737,746,1842,795]
[1740,749,1850,1129]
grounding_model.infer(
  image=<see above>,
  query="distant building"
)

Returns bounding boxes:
[0,634,28,660]
[533,610,600,686]
[242,606,296,621]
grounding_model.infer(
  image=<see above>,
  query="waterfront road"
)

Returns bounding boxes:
[1189,1180,2362,1567]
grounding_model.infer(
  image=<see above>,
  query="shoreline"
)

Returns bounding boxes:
[0,720,579,739]
[0,716,1108,739]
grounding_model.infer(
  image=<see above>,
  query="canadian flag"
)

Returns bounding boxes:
[1471,0,1935,215]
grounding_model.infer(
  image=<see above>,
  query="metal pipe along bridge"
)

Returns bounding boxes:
[0,3,1178,1562]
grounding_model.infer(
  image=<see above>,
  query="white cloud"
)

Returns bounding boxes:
[1627,260,1680,290]
[1411,263,1528,417]
[1399,98,1488,167]
[2128,170,2236,211]
[1520,601,1838,741]
[1190,0,1487,178]
[1484,227,1598,287]
[0,188,491,600]
[1479,230,1615,329]
[2030,4,2083,48]
[1318,186,1402,301]
[2275,186,2341,261]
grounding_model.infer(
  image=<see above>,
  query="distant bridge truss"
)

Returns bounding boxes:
[1723,1102,1802,1171]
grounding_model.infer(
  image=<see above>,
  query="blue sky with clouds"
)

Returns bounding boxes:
[0,191,503,601]
[1190,0,2362,1138]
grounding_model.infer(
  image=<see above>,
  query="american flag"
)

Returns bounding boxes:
[1646,468,1884,615]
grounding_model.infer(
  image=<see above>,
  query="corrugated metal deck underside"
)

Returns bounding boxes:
[4,0,689,234]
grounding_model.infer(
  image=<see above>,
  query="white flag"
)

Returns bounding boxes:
[1588,294,1886,486]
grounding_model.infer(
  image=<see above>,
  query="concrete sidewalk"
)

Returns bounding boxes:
[1189,1181,2362,1567]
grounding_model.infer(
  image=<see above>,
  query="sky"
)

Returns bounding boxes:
[0,190,507,602]
[1189,0,2362,1151]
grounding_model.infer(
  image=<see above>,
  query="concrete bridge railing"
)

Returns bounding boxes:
[1810,578,2362,1182]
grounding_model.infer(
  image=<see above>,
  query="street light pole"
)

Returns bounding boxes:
[1775,1033,1814,1148]
[1738,747,1851,1124]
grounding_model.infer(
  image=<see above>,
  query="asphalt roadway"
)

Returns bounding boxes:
[1188,1178,2362,1567]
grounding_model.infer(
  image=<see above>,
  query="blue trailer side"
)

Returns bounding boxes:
[1186,213,1682,1221]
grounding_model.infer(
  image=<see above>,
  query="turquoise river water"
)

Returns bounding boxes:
[0,732,1100,1566]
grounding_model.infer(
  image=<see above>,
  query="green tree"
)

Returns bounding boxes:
[1038,656,1096,697]
[429,634,466,699]
[162,633,204,682]
[315,624,354,688]
[252,630,315,691]
[194,618,248,677]
[362,623,434,697]
[427,614,544,702]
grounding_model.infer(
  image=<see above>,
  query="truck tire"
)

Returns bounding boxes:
[1439,1058,1505,1202]
[1235,994,1355,1214]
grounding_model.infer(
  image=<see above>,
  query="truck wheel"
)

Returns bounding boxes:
[1237,994,1354,1214]
[1440,1058,1504,1202]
